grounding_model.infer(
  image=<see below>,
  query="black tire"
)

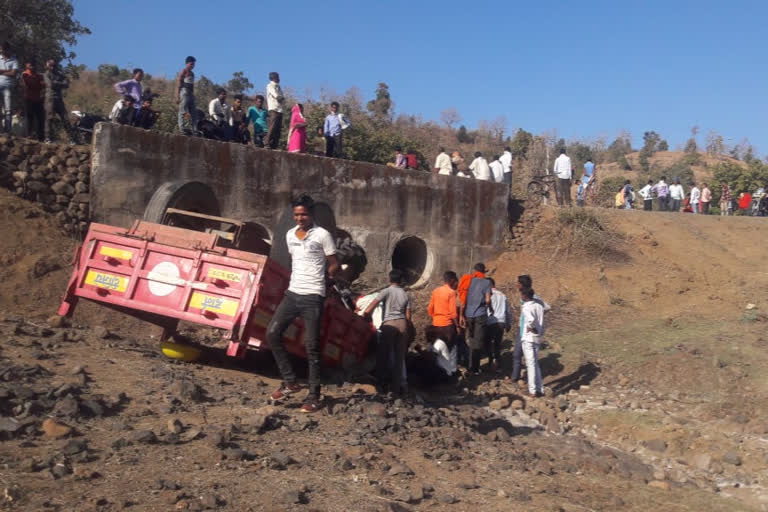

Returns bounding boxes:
[527,180,546,206]
[335,238,367,283]
[143,181,220,229]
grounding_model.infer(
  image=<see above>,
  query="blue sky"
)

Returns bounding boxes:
[70,0,767,155]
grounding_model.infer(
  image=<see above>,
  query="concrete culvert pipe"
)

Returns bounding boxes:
[391,236,432,287]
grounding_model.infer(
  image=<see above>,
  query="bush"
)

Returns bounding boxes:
[537,208,627,262]
[596,176,627,207]
[618,155,631,170]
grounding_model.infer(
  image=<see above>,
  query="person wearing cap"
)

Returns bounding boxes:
[459,263,492,374]
[176,56,197,134]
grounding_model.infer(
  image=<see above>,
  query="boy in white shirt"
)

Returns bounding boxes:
[520,287,545,397]
[469,151,491,181]
[638,180,653,211]
[690,183,701,214]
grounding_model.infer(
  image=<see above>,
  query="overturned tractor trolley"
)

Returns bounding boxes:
[57,209,374,367]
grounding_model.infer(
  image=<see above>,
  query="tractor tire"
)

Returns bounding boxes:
[143,181,220,228]
[335,237,367,284]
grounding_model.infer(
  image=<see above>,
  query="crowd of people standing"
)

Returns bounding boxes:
[1,42,74,142]
[264,194,552,413]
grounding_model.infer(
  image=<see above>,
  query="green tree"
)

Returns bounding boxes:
[0,0,90,67]
[658,140,669,152]
[227,71,253,95]
[641,131,661,154]
[195,76,221,106]
[366,82,393,121]
[509,128,533,159]
[606,133,632,162]
[712,160,768,196]
[97,64,120,83]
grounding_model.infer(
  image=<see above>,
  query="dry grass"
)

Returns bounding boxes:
[534,207,629,263]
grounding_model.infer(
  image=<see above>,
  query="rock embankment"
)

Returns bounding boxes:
[0,135,91,236]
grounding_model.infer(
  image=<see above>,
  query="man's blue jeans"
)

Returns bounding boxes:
[0,85,12,132]
[266,291,324,398]
[177,89,196,133]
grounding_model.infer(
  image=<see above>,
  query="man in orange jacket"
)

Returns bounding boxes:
[427,271,459,349]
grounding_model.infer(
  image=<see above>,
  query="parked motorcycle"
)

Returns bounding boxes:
[71,111,108,145]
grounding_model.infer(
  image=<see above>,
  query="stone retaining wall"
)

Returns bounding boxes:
[0,135,91,235]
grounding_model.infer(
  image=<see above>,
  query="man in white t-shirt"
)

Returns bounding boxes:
[499,146,513,185]
[690,183,701,214]
[552,148,573,206]
[433,147,452,175]
[669,178,685,212]
[489,155,505,183]
[469,151,491,181]
[268,194,338,413]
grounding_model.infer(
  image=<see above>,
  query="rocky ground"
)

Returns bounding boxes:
[1,188,767,511]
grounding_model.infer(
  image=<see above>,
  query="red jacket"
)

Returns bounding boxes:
[22,70,45,102]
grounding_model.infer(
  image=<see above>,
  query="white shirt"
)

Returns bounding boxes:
[456,171,470,179]
[521,300,545,343]
[208,98,229,124]
[690,186,701,204]
[553,154,572,179]
[469,157,491,181]
[434,152,452,175]
[109,99,124,122]
[286,225,336,297]
[639,184,652,200]
[499,151,513,175]
[669,184,685,200]
[0,55,18,88]
[487,289,511,326]
[431,339,457,376]
[266,81,284,113]
[489,160,505,183]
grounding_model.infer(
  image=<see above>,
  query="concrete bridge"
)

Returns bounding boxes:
[90,123,514,287]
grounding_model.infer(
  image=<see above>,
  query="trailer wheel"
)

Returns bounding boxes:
[143,181,220,227]
[335,238,368,283]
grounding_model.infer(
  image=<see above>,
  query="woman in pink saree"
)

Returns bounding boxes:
[287,103,306,153]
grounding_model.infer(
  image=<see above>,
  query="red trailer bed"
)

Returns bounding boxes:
[58,220,373,367]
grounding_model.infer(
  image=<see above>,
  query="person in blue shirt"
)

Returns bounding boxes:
[579,158,596,206]
[323,101,350,158]
[246,94,269,147]
[623,180,634,210]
